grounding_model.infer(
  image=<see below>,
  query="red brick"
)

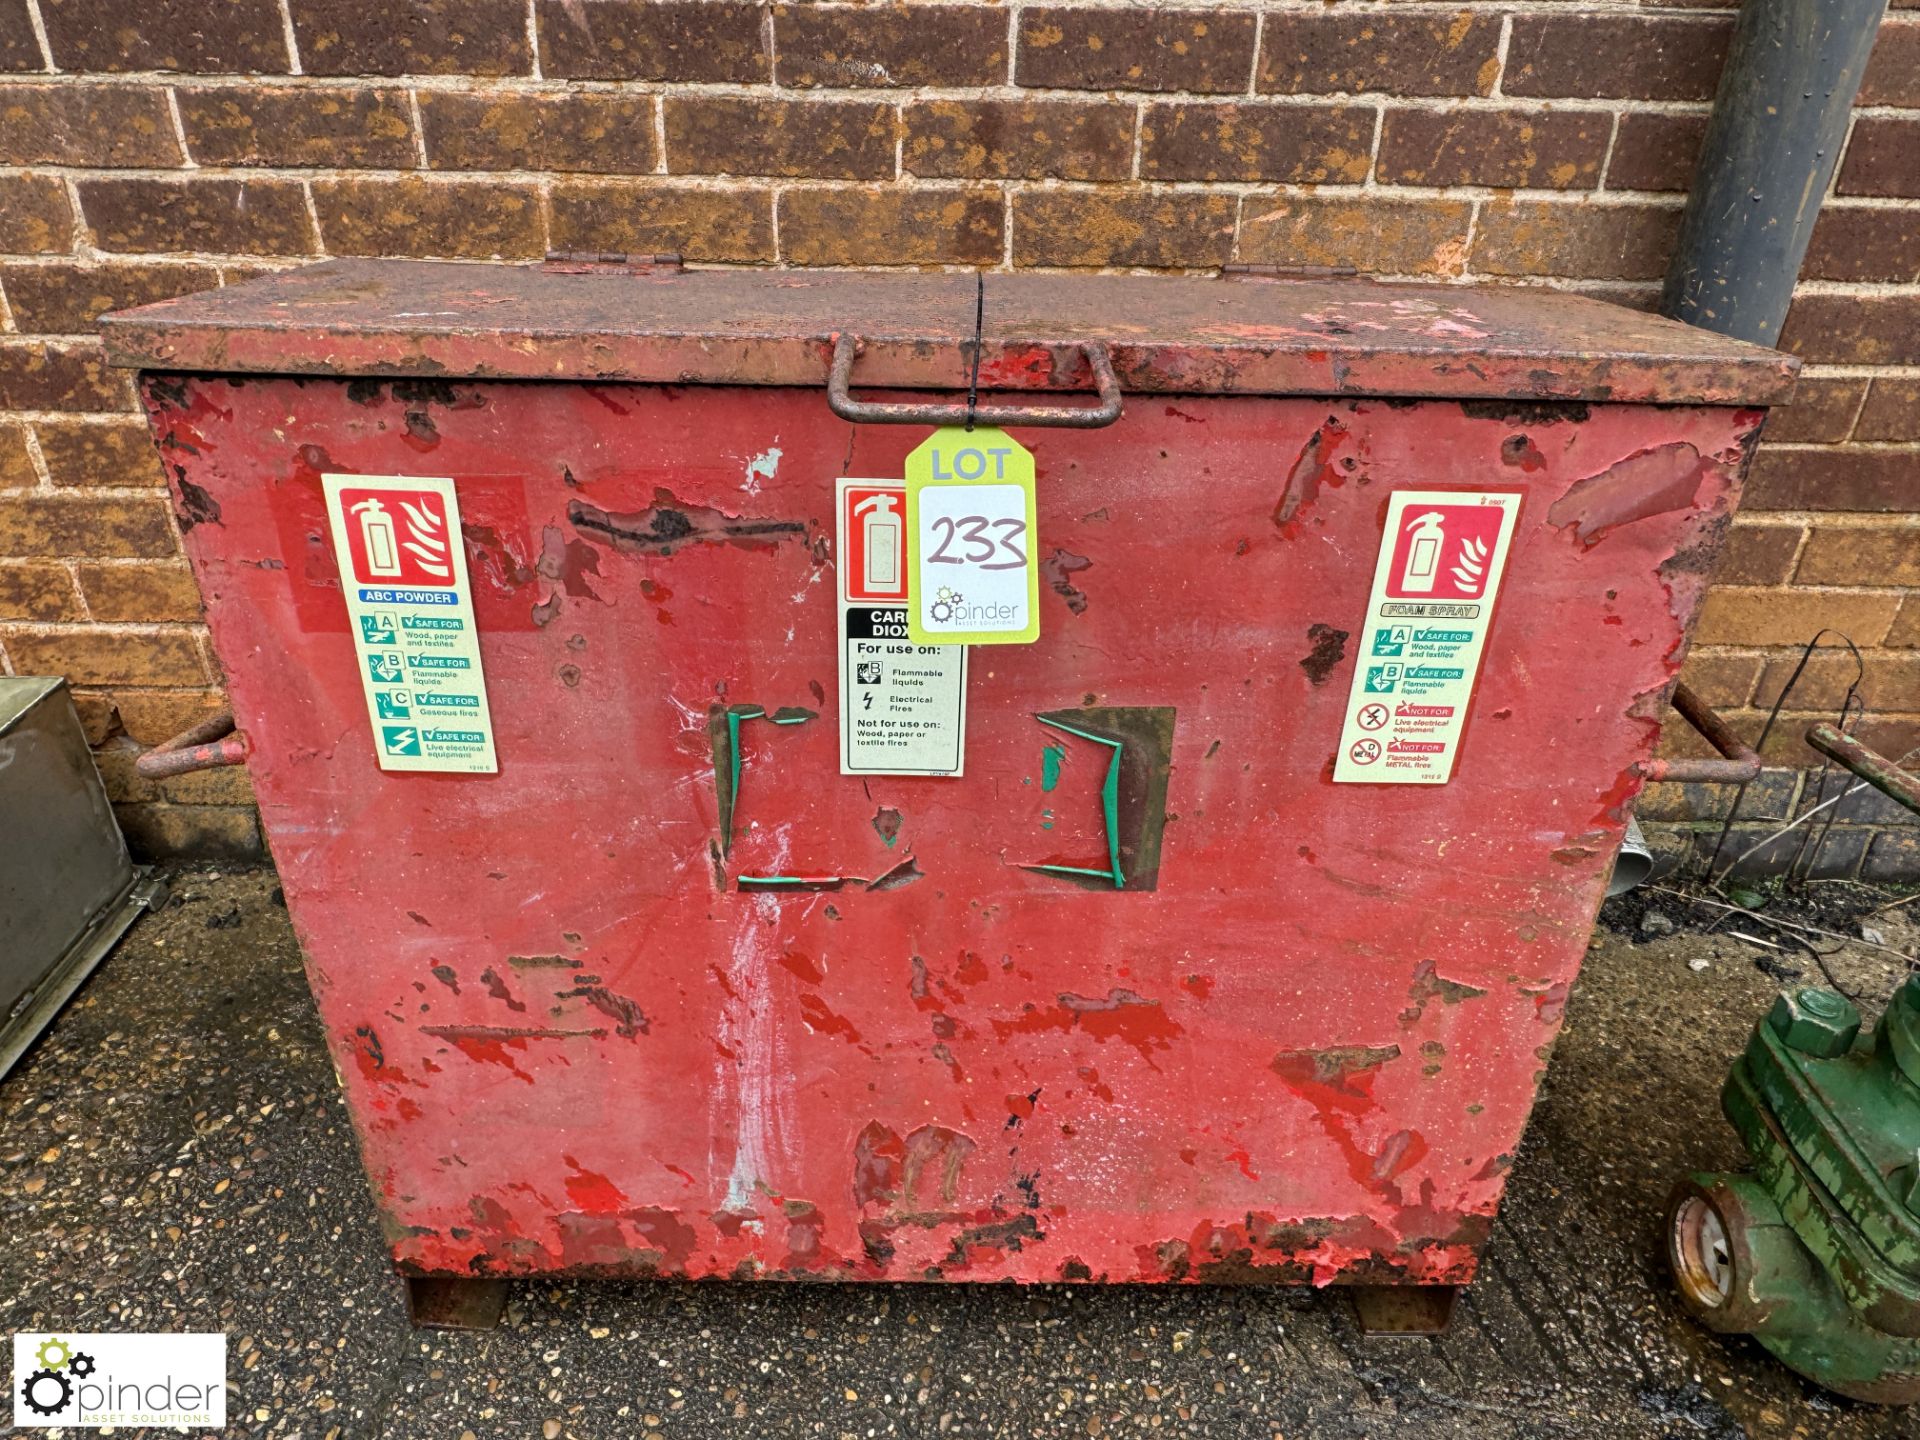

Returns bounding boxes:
[1780,295,1920,367]
[548,181,774,264]
[0,0,43,70]
[2,627,202,684]
[0,563,78,621]
[1794,526,1920,587]
[421,92,655,174]
[1757,650,1920,712]
[1605,113,1708,193]
[536,0,768,83]
[1674,652,1761,710]
[1694,587,1900,647]
[1714,523,1804,584]
[0,492,176,558]
[1505,15,1731,101]
[903,100,1134,183]
[1021,7,1257,94]
[1472,201,1681,282]
[778,5,1006,88]
[0,174,73,254]
[0,423,32,487]
[1257,13,1502,98]
[779,187,1003,267]
[1743,447,1918,513]
[1890,598,1920,648]
[1142,103,1375,185]
[179,87,416,169]
[1855,379,1920,443]
[0,85,181,168]
[313,179,544,260]
[77,561,205,622]
[290,0,530,76]
[1013,191,1236,269]
[1,262,221,335]
[34,419,164,488]
[1379,108,1606,190]
[38,0,289,73]
[79,178,314,257]
[1860,19,1920,106]
[1801,208,1920,284]
[1838,117,1920,199]
[1240,195,1471,276]
[1761,377,1865,444]
[0,341,134,412]
[665,98,894,180]
[73,686,225,746]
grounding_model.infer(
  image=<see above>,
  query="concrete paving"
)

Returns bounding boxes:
[4,866,1919,1439]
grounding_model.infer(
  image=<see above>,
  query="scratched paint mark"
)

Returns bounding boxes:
[1041,549,1094,615]
[479,966,527,1012]
[744,446,783,495]
[1298,623,1349,686]
[991,989,1184,1066]
[563,1155,627,1211]
[1040,744,1066,790]
[1270,1044,1412,1197]
[1400,960,1488,1025]
[871,806,903,847]
[716,837,799,1212]
[569,491,806,557]
[1272,415,1361,533]
[1546,442,1710,546]
[798,992,864,1046]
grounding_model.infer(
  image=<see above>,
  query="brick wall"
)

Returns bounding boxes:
[0,0,1915,870]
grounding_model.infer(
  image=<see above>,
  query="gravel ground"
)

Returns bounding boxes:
[4,865,1920,1440]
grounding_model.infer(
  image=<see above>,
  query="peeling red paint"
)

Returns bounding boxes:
[1546,442,1710,546]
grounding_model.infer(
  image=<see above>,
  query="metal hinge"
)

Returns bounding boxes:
[1220,263,1359,281]
[541,251,684,275]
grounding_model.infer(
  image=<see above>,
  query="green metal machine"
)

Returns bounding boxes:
[1666,724,1920,1403]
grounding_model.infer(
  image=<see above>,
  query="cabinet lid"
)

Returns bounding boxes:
[101,258,1798,407]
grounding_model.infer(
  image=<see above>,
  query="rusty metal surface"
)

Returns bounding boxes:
[102,260,1799,407]
[828,335,1124,428]
[1351,1283,1461,1335]
[1639,682,1764,784]
[139,365,1764,1288]
[1806,724,1920,814]
[133,708,250,780]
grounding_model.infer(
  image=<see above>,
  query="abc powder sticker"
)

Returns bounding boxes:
[322,474,499,774]
[1333,490,1521,785]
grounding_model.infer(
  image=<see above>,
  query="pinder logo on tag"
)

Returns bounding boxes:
[1385,503,1506,600]
[338,487,456,588]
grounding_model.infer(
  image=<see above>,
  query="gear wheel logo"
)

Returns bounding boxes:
[68,1351,97,1378]
[35,1335,72,1370]
[21,1367,73,1417]
[929,586,962,624]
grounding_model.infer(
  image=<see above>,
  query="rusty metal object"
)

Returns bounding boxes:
[1805,724,1920,815]
[1351,1284,1460,1335]
[134,709,250,780]
[828,334,1123,430]
[104,261,1788,1301]
[98,259,1799,407]
[541,251,682,276]
[403,1276,508,1330]
[1639,683,1763,784]
[1221,263,1359,281]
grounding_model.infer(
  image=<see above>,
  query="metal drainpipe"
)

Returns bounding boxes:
[1659,0,1888,342]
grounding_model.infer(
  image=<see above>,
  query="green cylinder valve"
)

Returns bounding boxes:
[1669,976,1920,1403]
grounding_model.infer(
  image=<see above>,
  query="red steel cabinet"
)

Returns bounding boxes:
[105,262,1794,1289]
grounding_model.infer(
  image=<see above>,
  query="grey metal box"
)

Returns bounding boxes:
[0,677,162,1078]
